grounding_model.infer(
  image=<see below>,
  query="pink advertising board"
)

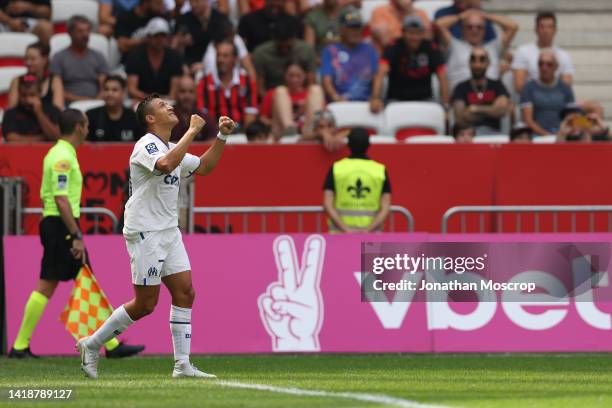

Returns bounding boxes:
[4,233,612,355]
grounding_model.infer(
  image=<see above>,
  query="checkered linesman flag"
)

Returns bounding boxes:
[59,265,114,340]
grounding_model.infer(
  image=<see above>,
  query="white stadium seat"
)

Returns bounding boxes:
[52,0,99,28]
[405,135,454,144]
[415,0,453,20]
[0,33,38,67]
[327,102,384,134]
[369,135,397,144]
[279,135,301,144]
[533,135,558,144]
[383,101,445,137]
[50,33,110,65]
[70,99,105,113]
[473,135,510,144]
[360,0,387,24]
[0,66,27,108]
[225,134,248,144]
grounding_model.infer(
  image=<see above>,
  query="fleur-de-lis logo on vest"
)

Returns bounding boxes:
[347,178,370,199]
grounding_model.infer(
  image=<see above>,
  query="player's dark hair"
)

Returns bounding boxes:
[104,74,127,89]
[59,108,86,135]
[136,93,161,129]
[26,41,50,58]
[536,11,556,27]
[67,15,92,33]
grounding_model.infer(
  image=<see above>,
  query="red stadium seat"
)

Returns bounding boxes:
[0,33,38,67]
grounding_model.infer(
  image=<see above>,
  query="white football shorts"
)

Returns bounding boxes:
[124,227,191,285]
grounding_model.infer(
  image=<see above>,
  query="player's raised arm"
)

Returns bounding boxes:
[156,114,206,174]
[193,116,236,176]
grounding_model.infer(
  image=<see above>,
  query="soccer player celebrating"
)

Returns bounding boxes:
[77,94,236,379]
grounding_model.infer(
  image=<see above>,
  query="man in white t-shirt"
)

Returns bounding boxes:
[511,11,575,94]
[77,93,236,379]
[436,8,518,92]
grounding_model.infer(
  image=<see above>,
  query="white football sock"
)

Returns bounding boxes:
[86,305,134,349]
[170,305,192,365]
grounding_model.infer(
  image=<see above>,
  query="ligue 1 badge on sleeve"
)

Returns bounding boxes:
[145,143,159,155]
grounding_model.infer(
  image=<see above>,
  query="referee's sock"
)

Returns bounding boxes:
[104,338,120,351]
[13,291,48,350]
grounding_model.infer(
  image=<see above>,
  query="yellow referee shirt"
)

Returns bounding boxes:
[40,139,82,218]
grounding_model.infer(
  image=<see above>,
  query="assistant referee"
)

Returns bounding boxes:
[9,109,144,359]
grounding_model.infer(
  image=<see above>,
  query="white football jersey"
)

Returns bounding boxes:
[123,133,201,233]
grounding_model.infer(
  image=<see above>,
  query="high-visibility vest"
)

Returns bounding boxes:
[330,157,386,232]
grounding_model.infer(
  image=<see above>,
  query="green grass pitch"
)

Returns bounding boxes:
[2,354,612,407]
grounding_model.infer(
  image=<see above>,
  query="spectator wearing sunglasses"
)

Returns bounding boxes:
[520,50,575,136]
[436,8,517,91]
[451,47,510,135]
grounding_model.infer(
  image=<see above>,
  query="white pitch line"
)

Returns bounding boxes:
[214,380,449,408]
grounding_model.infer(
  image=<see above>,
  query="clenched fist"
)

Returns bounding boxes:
[219,116,237,135]
[189,114,206,132]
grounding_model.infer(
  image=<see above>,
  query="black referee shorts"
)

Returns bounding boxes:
[39,217,83,281]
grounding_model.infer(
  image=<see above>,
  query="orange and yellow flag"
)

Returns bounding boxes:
[60,265,114,340]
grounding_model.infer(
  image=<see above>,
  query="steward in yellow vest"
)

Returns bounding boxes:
[323,128,392,233]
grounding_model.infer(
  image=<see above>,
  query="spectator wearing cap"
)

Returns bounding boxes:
[369,0,431,50]
[436,8,517,91]
[115,0,167,57]
[50,15,109,103]
[2,75,60,142]
[302,109,347,151]
[238,0,303,53]
[512,11,574,94]
[320,7,378,103]
[304,0,347,56]
[259,59,324,140]
[197,40,258,131]
[8,42,64,110]
[557,104,610,143]
[126,17,183,101]
[434,0,496,43]
[323,127,392,233]
[452,123,475,143]
[0,0,53,45]
[86,75,143,142]
[451,47,510,135]
[520,50,574,136]
[173,0,232,72]
[510,122,532,143]
[370,14,448,113]
[252,18,317,94]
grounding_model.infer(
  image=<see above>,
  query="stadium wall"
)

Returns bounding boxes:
[4,233,612,355]
[2,144,612,234]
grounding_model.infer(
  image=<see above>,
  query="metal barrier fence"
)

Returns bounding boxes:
[21,207,119,234]
[1,177,23,235]
[441,205,612,233]
[190,206,414,234]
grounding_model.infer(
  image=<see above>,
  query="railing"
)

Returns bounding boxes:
[190,205,414,234]
[1,177,23,235]
[441,205,612,233]
[21,207,119,234]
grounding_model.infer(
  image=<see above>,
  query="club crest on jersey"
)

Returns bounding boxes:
[145,143,159,155]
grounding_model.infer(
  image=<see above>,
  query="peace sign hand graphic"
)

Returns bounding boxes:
[258,235,326,352]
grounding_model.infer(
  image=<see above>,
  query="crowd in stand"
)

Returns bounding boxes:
[0,0,608,146]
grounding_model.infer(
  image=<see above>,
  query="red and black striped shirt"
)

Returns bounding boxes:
[197,69,258,128]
